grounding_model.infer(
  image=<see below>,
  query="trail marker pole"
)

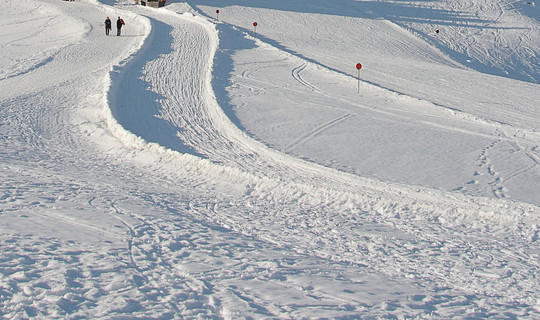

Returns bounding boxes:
[253,22,258,38]
[216,9,220,20]
[356,63,362,93]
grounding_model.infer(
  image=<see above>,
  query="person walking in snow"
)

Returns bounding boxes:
[105,17,112,35]
[116,17,125,36]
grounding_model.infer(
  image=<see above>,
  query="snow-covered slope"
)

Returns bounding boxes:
[1,0,539,318]
[193,0,540,205]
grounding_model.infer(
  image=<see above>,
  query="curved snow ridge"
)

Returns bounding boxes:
[180,10,540,228]
[194,13,540,227]
[102,4,540,232]
[101,7,266,182]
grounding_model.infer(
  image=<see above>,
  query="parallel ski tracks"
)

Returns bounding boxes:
[284,113,355,152]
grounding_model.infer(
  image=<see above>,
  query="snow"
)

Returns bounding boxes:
[1,0,539,318]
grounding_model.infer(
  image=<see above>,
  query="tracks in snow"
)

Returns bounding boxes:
[2,0,539,317]
[284,113,355,152]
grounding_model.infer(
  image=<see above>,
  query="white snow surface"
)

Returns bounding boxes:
[1,0,540,318]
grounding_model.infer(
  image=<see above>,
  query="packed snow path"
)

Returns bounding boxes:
[1,0,540,318]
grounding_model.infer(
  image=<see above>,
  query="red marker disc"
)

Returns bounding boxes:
[356,63,362,70]
[253,22,258,27]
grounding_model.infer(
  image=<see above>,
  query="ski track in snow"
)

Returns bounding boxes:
[1,0,540,318]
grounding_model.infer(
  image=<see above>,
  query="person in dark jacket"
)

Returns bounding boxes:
[116,17,125,36]
[105,17,112,35]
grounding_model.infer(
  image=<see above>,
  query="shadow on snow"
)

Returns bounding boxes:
[108,17,204,157]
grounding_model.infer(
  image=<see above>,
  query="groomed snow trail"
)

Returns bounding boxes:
[1,0,540,319]
[105,0,540,317]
